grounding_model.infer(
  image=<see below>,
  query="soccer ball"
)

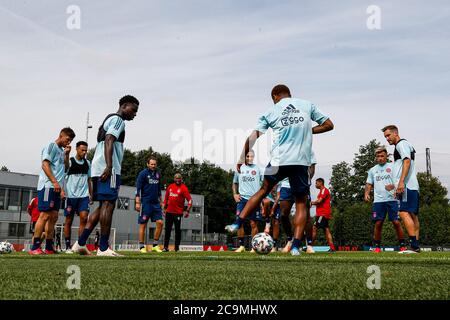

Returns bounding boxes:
[251,233,274,255]
[0,241,14,254]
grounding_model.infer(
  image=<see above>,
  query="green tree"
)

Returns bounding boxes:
[329,161,353,209]
[351,139,382,201]
[417,172,449,206]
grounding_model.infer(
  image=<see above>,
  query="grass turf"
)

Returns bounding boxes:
[0,251,449,300]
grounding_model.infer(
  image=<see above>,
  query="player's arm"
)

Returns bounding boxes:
[236,130,263,173]
[163,186,170,211]
[311,197,324,206]
[184,188,193,218]
[27,200,33,216]
[42,160,61,193]
[397,158,411,195]
[312,119,334,134]
[64,146,71,171]
[101,134,116,181]
[364,183,373,202]
[135,172,143,212]
[232,183,241,203]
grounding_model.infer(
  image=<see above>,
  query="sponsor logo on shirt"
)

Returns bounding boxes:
[147,176,159,184]
[375,175,391,182]
[242,176,256,182]
[170,192,179,197]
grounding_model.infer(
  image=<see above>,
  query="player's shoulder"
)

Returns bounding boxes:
[104,114,124,128]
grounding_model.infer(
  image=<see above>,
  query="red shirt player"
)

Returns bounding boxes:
[27,197,41,235]
[311,178,336,252]
[162,173,192,252]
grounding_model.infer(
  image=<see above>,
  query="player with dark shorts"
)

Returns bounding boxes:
[383,125,420,253]
[73,95,139,257]
[135,156,164,253]
[365,146,406,253]
[232,150,264,253]
[225,84,334,256]
[29,128,75,255]
[311,178,336,252]
[63,141,93,253]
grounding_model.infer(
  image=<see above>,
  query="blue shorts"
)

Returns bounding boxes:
[38,187,61,212]
[372,201,399,222]
[138,202,163,224]
[279,187,293,202]
[237,198,262,221]
[398,189,420,215]
[64,197,90,217]
[92,175,121,202]
[264,164,310,199]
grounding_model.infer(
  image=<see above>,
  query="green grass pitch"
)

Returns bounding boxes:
[1,251,449,300]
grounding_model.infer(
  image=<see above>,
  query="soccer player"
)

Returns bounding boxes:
[163,173,192,252]
[135,156,164,253]
[225,84,334,256]
[29,127,75,255]
[63,141,93,253]
[311,178,336,252]
[365,146,407,253]
[279,151,317,253]
[72,95,139,257]
[382,125,420,253]
[232,150,264,253]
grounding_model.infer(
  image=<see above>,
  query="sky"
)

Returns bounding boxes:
[0,0,449,196]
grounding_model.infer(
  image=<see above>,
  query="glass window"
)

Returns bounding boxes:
[21,189,32,212]
[8,223,26,238]
[0,188,6,210]
[7,189,20,211]
[191,230,201,242]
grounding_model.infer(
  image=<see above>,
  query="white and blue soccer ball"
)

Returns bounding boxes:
[251,233,274,255]
[0,241,14,254]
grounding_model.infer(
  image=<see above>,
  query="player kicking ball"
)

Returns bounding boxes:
[72,95,139,257]
[364,147,407,253]
[225,84,334,256]
[29,127,75,255]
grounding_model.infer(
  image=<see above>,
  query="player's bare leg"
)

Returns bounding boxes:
[311,225,317,246]
[290,195,308,255]
[235,226,246,252]
[151,220,163,252]
[271,218,280,252]
[43,211,58,253]
[411,215,420,239]
[79,211,89,236]
[392,220,406,250]
[249,220,259,253]
[64,215,73,248]
[373,220,383,253]
[280,200,293,253]
[325,228,336,252]
[399,211,420,252]
[139,223,148,252]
